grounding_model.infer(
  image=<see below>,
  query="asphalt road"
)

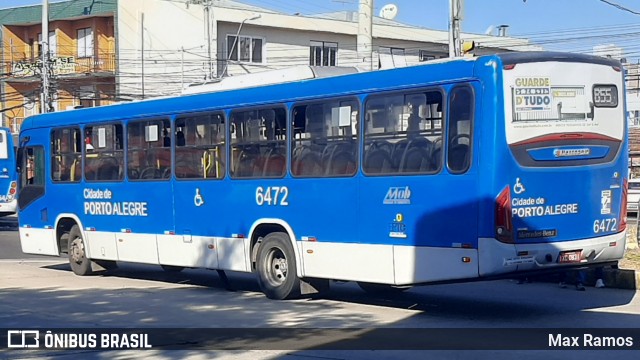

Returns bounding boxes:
[1,216,639,359]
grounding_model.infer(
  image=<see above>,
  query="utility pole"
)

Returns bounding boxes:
[141,12,145,99]
[204,0,213,79]
[187,0,214,79]
[41,0,51,112]
[449,0,462,57]
[356,0,373,71]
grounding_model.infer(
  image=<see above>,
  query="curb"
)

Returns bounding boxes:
[596,267,639,290]
[533,267,639,290]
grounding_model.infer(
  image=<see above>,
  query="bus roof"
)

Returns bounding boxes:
[20,51,619,131]
[497,51,622,67]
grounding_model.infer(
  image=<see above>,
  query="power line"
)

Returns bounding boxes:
[598,0,640,16]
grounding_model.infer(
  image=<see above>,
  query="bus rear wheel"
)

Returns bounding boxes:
[256,232,300,300]
[68,225,92,276]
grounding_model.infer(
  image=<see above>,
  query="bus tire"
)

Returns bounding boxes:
[256,232,300,300]
[161,265,184,272]
[68,225,92,276]
[357,282,409,295]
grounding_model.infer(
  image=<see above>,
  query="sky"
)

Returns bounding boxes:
[3,0,640,59]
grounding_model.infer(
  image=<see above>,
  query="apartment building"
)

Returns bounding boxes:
[0,0,537,134]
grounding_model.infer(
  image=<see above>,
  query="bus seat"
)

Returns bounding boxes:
[364,148,393,174]
[263,153,285,177]
[293,150,322,176]
[400,146,431,173]
[234,147,258,177]
[139,167,161,179]
[326,151,355,175]
[97,157,120,180]
[448,143,469,171]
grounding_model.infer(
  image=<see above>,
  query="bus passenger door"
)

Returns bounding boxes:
[18,138,57,255]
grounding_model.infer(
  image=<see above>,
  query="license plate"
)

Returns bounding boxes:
[558,250,581,263]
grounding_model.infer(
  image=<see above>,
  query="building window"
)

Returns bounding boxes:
[77,86,99,108]
[226,35,263,63]
[419,50,436,62]
[378,47,406,69]
[77,28,94,58]
[37,31,56,57]
[310,41,338,66]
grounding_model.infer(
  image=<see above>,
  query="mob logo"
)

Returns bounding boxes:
[7,330,40,348]
[383,186,411,205]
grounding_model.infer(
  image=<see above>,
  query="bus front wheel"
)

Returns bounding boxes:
[68,225,92,276]
[256,232,300,300]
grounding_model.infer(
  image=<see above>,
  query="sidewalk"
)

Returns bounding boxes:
[582,227,640,290]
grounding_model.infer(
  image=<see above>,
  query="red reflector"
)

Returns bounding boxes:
[232,233,245,238]
[207,244,215,249]
[461,243,472,248]
[495,186,513,243]
[609,242,616,247]
[612,65,621,72]
[462,257,472,263]
[620,179,628,232]
[503,64,516,70]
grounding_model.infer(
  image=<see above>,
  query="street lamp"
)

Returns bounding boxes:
[221,14,261,77]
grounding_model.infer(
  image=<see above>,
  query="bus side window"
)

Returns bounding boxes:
[291,99,358,177]
[230,107,287,179]
[127,119,171,180]
[447,86,474,173]
[363,90,442,175]
[175,112,226,180]
[51,127,81,182]
[84,124,124,182]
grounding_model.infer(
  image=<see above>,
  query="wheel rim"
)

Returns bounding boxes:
[70,237,85,264]
[265,247,288,286]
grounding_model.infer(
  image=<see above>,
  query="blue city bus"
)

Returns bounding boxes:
[17,52,628,299]
[0,127,18,216]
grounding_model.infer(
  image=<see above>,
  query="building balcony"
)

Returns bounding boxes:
[5,53,116,82]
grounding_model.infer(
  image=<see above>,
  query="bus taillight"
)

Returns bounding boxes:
[495,186,513,243]
[8,181,16,195]
[620,178,628,232]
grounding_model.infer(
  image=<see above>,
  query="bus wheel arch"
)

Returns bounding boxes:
[55,216,80,256]
[250,223,291,272]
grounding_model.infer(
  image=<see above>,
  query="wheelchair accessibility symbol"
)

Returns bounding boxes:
[194,188,205,207]
[513,178,526,195]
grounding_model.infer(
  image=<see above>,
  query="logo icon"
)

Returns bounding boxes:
[194,188,204,207]
[383,186,411,205]
[7,330,40,348]
[513,178,526,195]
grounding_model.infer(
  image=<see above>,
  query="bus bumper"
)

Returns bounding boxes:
[478,231,626,277]
[0,199,17,215]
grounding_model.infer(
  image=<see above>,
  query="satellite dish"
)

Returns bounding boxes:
[379,4,398,20]
[484,25,495,36]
